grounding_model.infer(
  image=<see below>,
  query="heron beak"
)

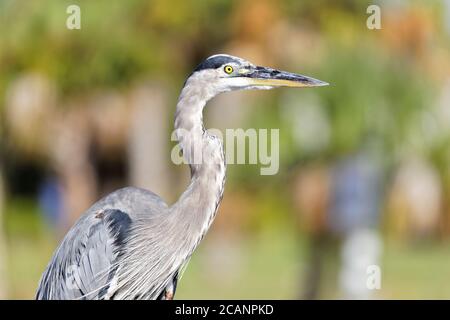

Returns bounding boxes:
[240,66,328,88]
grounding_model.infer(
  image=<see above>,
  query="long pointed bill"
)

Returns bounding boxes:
[241,66,328,88]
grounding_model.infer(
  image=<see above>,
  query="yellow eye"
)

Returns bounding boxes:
[224,65,234,74]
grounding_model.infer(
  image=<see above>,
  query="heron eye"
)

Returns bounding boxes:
[224,65,234,74]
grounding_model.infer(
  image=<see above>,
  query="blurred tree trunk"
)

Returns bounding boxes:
[50,110,98,232]
[128,83,172,202]
[0,165,7,298]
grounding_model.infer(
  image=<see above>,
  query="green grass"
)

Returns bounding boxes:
[3,198,450,299]
[382,242,450,299]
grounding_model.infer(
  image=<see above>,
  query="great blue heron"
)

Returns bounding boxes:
[36,54,327,300]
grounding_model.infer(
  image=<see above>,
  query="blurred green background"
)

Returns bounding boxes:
[1,0,450,299]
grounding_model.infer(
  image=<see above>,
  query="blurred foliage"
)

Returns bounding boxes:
[0,0,235,97]
[1,0,447,214]
[0,0,450,299]
[0,0,450,212]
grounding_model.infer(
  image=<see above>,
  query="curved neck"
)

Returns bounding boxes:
[172,82,226,242]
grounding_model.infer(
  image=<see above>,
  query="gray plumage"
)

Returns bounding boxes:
[36,54,327,300]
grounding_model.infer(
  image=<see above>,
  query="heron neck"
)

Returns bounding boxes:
[172,84,226,243]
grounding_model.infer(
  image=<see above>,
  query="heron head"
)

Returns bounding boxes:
[187,54,328,95]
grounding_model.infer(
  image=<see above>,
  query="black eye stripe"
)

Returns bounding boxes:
[193,56,237,72]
